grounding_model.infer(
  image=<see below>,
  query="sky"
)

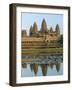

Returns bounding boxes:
[21,12,63,35]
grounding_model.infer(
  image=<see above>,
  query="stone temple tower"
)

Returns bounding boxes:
[55,24,60,38]
[31,22,38,37]
[41,18,47,33]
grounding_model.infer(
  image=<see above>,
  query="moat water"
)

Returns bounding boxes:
[21,54,63,77]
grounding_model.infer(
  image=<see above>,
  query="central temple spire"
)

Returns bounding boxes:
[41,18,47,33]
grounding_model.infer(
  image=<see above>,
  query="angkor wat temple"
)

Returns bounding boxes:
[21,18,63,48]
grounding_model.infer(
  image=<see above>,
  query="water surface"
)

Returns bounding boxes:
[21,54,63,77]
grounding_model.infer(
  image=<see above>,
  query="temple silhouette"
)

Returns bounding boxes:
[21,18,63,48]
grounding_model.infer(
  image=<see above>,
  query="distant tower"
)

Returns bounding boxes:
[29,25,33,36]
[32,22,38,36]
[55,24,60,37]
[50,27,53,32]
[22,30,27,37]
[41,18,47,33]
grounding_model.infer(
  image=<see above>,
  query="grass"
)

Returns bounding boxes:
[22,59,33,62]
[22,47,63,54]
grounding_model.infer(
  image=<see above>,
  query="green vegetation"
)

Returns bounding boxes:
[22,59,34,62]
[22,47,63,54]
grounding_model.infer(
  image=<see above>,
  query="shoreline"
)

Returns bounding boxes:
[22,47,63,56]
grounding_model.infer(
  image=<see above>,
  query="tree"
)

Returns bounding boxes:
[41,18,47,33]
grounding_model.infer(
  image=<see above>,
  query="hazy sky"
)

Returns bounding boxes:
[21,12,63,35]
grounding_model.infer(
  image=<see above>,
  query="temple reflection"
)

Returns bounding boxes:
[22,63,27,68]
[22,61,61,76]
[56,62,60,72]
[30,64,38,76]
[49,63,54,70]
[40,64,48,76]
